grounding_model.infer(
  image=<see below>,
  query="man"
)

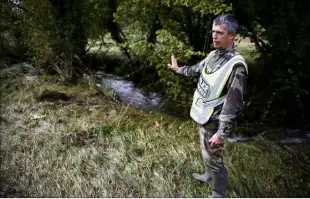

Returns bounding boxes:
[168,14,248,197]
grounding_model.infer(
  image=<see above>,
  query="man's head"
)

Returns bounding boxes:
[212,14,238,50]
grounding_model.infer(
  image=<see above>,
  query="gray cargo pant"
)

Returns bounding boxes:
[199,123,227,198]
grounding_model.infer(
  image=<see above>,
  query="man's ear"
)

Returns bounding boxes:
[228,32,236,40]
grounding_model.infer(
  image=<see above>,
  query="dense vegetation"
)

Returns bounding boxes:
[2,0,309,126]
[1,1,310,197]
[0,72,309,197]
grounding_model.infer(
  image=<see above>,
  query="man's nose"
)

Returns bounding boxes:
[212,33,217,39]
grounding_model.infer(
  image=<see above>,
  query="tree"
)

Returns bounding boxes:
[230,0,310,125]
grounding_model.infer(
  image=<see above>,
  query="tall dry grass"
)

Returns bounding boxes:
[0,72,309,197]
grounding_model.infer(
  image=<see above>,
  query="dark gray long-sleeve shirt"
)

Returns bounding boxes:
[176,47,247,139]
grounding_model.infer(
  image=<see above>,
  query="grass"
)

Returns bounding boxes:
[0,71,310,198]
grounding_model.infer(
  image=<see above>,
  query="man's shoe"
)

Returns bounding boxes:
[210,167,227,198]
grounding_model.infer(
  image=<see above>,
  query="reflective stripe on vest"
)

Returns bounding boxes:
[190,54,248,125]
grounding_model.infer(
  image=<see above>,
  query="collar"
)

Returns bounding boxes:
[215,46,235,55]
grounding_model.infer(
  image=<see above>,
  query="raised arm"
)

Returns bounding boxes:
[168,54,210,77]
[176,62,202,77]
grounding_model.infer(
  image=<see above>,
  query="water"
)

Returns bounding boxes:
[280,137,305,144]
[227,136,252,143]
[100,72,163,111]
[99,71,310,144]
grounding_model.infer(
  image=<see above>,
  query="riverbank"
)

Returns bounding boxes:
[0,71,309,197]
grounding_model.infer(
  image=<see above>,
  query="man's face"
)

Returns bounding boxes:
[212,23,235,49]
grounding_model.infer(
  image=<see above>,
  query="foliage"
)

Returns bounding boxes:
[113,0,233,106]
[230,0,310,125]
[1,0,88,82]
[2,0,310,125]
[148,30,198,103]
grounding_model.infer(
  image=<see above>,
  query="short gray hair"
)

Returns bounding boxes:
[213,14,238,33]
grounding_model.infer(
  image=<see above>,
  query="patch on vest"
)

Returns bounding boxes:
[197,76,210,98]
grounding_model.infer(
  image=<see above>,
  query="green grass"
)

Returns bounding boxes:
[0,72,309,197]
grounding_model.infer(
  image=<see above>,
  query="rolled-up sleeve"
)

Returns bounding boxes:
[176,62,202,77]
[176,51,215,77]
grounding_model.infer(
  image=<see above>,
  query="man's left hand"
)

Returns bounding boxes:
[208,134,224,148]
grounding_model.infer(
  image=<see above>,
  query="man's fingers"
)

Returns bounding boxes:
[171,55,179,62]
[169,55,178,71]
[208,140,213,148]
[208,140,217,149]
[171,56,177,62]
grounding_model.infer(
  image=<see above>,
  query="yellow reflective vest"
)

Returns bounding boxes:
[190,51,248,125]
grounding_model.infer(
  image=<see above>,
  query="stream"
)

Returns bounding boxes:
[98,71,310,144]
[100,72,164,111]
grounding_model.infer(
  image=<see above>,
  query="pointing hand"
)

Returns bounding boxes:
[167,54,179,72]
